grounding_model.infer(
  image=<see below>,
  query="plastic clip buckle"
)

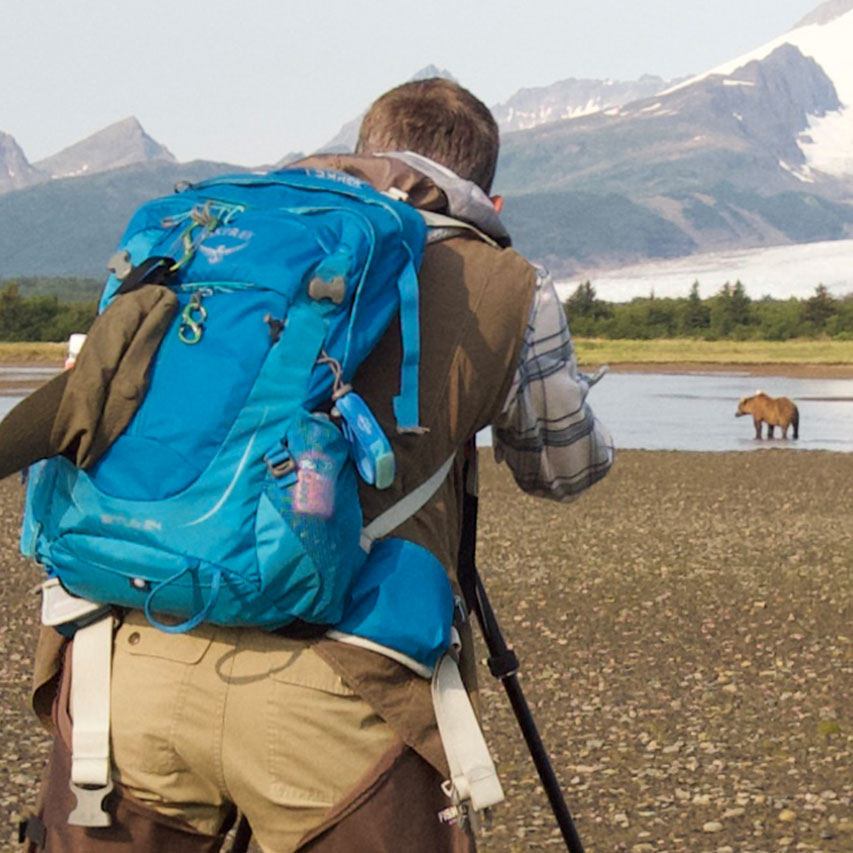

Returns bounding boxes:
[264,444,296,482]
[68,780,114,828]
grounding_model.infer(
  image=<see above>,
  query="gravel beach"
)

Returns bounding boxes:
[1,448,851,852]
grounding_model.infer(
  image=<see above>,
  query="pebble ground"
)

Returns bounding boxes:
[1,449,851,852]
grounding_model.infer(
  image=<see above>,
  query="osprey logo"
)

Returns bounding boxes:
[100,513,162,532]
[199,242,247,264]
[198,226,253,265]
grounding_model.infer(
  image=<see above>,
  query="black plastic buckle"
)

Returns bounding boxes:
[19,815,47,848]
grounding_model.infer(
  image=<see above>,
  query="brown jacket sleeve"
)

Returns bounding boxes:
[0,284,178,480]
[0,370,68,480]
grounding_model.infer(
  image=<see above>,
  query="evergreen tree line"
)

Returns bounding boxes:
[0,276,103,302]
[2,275,852,343]
[0,282,98,342]
[565,281,853,340]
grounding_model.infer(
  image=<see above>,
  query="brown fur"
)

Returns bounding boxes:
[736,391,799,439]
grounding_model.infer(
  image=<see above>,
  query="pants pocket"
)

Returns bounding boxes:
[264,645,391,806]
[110,612,214,777]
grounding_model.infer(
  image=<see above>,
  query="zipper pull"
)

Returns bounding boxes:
[333,391,395,489]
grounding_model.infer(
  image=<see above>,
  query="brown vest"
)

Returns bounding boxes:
[314,229,536,774]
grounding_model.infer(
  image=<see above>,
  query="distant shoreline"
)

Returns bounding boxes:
[1,338,852,384]
[602,361,853,379]
[1,360,851,396]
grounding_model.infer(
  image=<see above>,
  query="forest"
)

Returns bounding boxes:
[0,280,97,342]
[564,280,853,340]
[1,277,852,342]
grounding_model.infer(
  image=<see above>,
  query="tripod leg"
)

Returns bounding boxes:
[229,815,252,853]
[473,573,585,853]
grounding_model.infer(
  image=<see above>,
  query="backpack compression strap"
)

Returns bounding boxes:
[433,440,504,825]
[109,254,177,295]
[359,453,456,552]
[431,653,505,826]
[68,615,114,827]
[393,250,423,433]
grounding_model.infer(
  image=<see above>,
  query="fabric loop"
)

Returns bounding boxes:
[143,564,222,634]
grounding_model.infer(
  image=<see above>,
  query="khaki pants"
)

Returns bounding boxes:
[110,611,396,853]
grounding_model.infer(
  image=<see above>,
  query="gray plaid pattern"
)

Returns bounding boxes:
[493,268,614,501]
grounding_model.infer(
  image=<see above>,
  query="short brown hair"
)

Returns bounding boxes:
[356,78,499,193]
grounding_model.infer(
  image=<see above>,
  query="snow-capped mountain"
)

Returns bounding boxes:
[667,0,853,181]
[491,75,677,133]
[495,0,853,277]
[34,116,175,180]
[3,0,853,288]
[497,41,844,199]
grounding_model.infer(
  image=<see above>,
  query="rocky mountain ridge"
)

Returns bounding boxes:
[794,0,853,27]
[0,132,43,193]
[497,43,843,197]
[2,1,853,284]
[34,117,175,180]
[0,67,678,192]
[491,74,677,132]
[0,117,175,195]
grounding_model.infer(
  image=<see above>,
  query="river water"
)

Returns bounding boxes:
[2,366,851,453]
[585,370,853,453]
[0,366,61,419]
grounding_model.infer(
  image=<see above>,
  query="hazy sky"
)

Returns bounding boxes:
[2,0,826,167]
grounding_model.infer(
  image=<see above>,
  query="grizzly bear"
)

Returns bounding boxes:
[736,391,799,439]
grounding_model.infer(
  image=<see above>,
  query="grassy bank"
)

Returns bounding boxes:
[574,337,853,366]
[3,338,853,371]
[0,342,65,364]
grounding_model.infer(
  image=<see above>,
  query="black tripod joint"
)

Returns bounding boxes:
[487,648,519,680]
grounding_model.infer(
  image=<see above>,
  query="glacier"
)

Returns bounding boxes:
[558,238,853,303]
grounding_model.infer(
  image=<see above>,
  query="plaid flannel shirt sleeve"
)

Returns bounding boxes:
[492,267,614,502]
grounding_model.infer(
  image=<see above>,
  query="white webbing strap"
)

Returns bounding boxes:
[431,653,504,815]
[68,615,114,827]
[360,453,456,552]
[325,631,434,679]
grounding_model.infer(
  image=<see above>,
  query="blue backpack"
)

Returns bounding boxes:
[22,167,455,667]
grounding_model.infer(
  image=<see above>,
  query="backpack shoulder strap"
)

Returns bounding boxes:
[418,210,500,249]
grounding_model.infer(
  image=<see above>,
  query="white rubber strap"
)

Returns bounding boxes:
[326,631,434,679]
[70,616,113,787]
[431,654,505,812]
[360,453,455,551]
